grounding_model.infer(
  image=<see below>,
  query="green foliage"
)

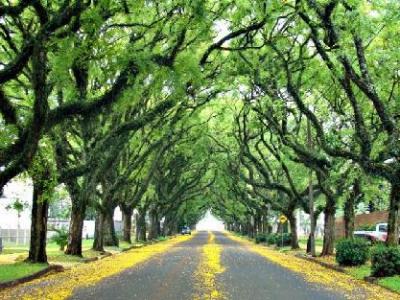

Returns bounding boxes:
[50,228,69,251]
[255,233,268,244]
[266,234,278,245]
[356,224,376,231]
[335,238,370,266]
[258,233,291,247]
[371,245,400,277]
[1,0,400,263]
[275,233,292,247]
[5,199,29,215]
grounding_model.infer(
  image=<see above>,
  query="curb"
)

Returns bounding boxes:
[0,264,64,291]
[82,252,112,263]
[295,254,346,273]
[121,244,144,252]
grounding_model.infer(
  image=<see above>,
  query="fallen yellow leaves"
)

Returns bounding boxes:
[194,232,225,300]
[0,234,194,300]
[226,233,400,300]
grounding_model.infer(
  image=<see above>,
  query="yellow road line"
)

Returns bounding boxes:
[0,234,195,300]
[226,232,400,300]
[194,231,225,300]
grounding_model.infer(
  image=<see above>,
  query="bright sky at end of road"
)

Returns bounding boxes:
[196,211,225,231]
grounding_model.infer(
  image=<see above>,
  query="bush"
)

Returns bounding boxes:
[371,245,400,277]
[266,234,278,245]
[50,227,69,251]
[275,233,292,247]
[356,224,376,231]
[335,238,370,266]
[255,233,268,244]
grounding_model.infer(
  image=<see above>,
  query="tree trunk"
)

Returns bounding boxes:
[321,201,336,256]
[121,206,133,244]
[163,213,178,236]
[288,211,300,249]
[306,118,317,256]
[102,208,118,246]
[148,208,159,240]
[247,216,254,238]
[344,179,360,239]
[308,169,316,256]
[386,182,400,246]
[136,209,147,242]
[27,181,49,263]
[93,214,104,252]
[307,213,318,254]
[255,213,262,234]
[65,200,86,256]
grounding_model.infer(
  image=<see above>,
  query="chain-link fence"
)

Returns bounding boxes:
[0,228,30,246]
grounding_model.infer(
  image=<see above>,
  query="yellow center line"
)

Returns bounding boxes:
[0,234,195,300]
[225,232,400,300]
[194,231,225,300]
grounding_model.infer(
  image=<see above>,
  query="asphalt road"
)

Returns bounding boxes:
[70,231,345,300]
[214,231,345,300]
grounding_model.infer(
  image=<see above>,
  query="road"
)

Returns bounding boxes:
[70,231,345,300]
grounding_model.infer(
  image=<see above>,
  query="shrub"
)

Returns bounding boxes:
[335,238,370,266]
[356,224,376,231]
[266,234,278,245]
[50,227,69,251]
[255,233,268,244]
[371,245,400,277]
[275,233,292,247]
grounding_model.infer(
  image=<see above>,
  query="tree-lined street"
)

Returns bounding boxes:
[1,231,358,300]
[1,0,400,298]
[4,231,398,300]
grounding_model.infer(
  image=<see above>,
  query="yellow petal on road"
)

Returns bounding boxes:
[194,232,225,300]
[0,234,194,300]
[226,233,400,300]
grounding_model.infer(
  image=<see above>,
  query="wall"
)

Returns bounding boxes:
[335,211,389,238]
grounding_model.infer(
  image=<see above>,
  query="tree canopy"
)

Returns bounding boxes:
[0,0,399,262]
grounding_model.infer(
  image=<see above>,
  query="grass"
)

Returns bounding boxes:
[298,237,324,246]
[3,239,95,253]
[345,264,371,280]
[1,238,147,267]
[1,248,28,255]
[0,262,48,283]
[345,264,400,293]
[48,249,101,265]
[379,276,400,293]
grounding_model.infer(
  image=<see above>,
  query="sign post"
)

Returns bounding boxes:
[279,215,288,248]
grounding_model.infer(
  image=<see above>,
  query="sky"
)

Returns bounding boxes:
[196,210,225,231]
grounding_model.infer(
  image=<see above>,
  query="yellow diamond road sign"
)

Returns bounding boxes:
[279,215,287,224]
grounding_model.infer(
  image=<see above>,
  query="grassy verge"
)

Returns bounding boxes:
[379,276,400,293]
[1,238,146,267]
[313,253,400,293]
[345,264,400,293]
[0,262,48,283]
